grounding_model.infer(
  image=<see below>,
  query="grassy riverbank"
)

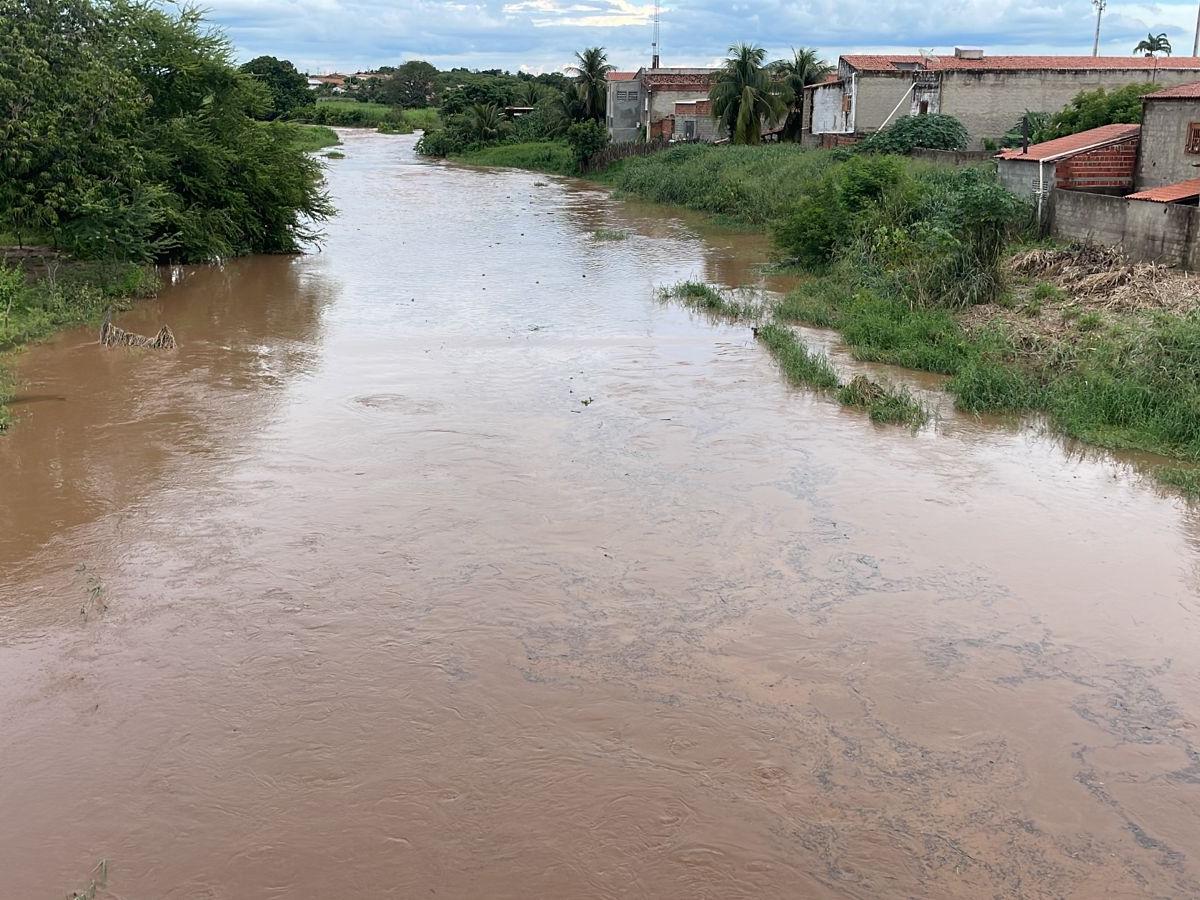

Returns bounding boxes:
[461,140,1200,495]
[0,261,158,429]
[294,100,441,134]
[289,123,341,152]
[454,142,576,175]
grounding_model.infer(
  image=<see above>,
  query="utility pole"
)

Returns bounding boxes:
[1193,1,1200,56]
[1092,0,1106,56]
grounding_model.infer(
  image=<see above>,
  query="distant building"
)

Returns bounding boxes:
[605,67,719,143]
[307,74,347,93]
[605,72,641,143]
[672,99,716,141]
[806,50,1200,149]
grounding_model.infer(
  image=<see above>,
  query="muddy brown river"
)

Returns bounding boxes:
[2,131,1199,899]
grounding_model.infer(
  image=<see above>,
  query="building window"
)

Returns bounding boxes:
[1187,122,1200,154]
[918,100,929,116]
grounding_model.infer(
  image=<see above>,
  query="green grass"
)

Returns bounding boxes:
[1154,465,1200,498]
[287,123,341,152]
[454,141,575,176]
[322,150,346,159]
[837,375,928,425]
[595,143,843,227]
[755,323,840,390]
[315,99,400,122]
[658,281,762,319]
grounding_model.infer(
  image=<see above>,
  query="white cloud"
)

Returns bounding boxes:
[189,0,1200,75]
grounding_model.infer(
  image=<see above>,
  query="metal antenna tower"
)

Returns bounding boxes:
[651,0,661,68]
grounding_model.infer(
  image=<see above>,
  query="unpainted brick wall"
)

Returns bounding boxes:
[1054,138,1139,192]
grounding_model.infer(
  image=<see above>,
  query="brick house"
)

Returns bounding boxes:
[995,123,1141,216]
[806,50,1200,149]
[672,99,716,141]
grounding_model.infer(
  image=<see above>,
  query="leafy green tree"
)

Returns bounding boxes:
[0,0,146,250]
[1134,33,1172,56]
[772,48,832,142]
[1033,83,1155,142]
[566,47,613,123]
[0,0,332,261]
[566,120,608,168]
[380,60,439,108]
[554,85,588,125]
[239,55,312,119]
[710,43,786,145]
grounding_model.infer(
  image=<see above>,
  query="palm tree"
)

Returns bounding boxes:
[772,47,832,142]
[709,43,787,145]
[467,103,504,144]
[554,85,588,125]
[518,81,544,107]
[566,47,614,123]
[1134,32,1173,55]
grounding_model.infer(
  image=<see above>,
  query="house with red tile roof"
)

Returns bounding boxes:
[995,124,1141,215]
[806,49,1200,149]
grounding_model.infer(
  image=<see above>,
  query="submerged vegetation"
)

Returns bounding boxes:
[0,0,335,424]
[608,143,1197,489]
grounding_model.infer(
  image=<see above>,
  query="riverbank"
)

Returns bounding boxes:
[0,260,158,429]
[451,139,1200,496]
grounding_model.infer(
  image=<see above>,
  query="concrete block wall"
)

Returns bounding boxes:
[1135,99,1200,189]
[1049,189,1198,267]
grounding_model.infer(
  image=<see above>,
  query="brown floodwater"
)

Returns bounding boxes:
[2,131,1199,899]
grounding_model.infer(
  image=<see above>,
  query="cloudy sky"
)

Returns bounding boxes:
[206,0,1200,74]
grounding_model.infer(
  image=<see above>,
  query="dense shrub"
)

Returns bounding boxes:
[855,114,969,154]
[566,120,608,166]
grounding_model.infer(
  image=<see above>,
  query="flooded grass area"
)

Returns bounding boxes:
[2,132,1199,898]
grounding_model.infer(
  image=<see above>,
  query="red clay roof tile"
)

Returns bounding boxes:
[994,124,1140,162]
[1126,178,1200,202]
[843,54,1200,72]
[1143,80,1200,99]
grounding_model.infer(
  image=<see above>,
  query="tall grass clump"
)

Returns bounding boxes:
[287,124,340,152]
[774,157,1033,308]
[1155,465,1200,498]
[455,142,576,175]
[754,323,839,389]
[602,144,839,226]
[837,375,928,425]
[1048,315,1200,458]
[658,281,761,319]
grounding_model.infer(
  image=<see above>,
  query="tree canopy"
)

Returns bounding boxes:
[772,48,832,142]
[1033,83,1156,142]
[239,55,313,119]
[710,43,786,145]
[0,0,332,261]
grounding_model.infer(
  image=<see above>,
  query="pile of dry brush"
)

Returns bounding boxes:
[1008,245,1199,312]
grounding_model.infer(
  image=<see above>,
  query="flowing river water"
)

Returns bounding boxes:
[2,131,1200,899]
